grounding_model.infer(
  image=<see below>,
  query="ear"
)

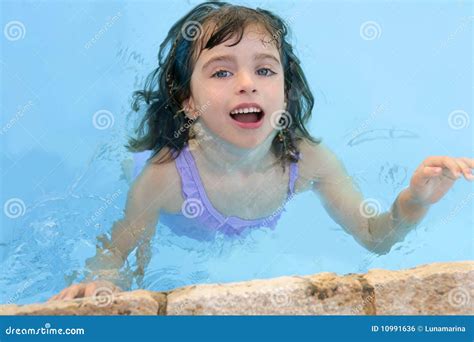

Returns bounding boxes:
[182,97,197,120]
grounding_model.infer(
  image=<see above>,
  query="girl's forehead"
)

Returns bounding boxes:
[194,24,280,64]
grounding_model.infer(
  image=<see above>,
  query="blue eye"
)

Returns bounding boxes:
[257,68,276,76]
[211,70,232,78]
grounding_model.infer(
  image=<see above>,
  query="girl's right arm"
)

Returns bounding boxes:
[48,163,166,301]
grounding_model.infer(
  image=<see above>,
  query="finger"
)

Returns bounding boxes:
[61,289,76,301]
[51,289,68,301]
[418,157,445,178]
[453,158,474,181]
[421,166,442,178]
[84,283,110,298]
[56,290,70,301]
[421,156,446,167]
[75,285,86,299]
[48,294,58,302]
[84,285,99,298]
[422,156,461,176]
[438,157,463,179]
[460,157,474,169]
[460,157,474,180]
[59,286,78,301]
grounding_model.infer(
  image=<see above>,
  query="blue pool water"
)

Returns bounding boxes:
[1,1,472,305]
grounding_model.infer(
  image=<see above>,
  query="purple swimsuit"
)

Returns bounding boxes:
[132,144,299,239]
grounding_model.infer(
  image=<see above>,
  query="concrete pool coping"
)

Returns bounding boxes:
[1,261,472,315]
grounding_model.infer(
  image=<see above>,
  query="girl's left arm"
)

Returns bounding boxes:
[300,141,474,255]
[370,155,474,252]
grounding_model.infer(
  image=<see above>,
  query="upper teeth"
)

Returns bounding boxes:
[230,107,262,114]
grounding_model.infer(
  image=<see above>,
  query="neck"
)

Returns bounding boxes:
[188,120,278,174]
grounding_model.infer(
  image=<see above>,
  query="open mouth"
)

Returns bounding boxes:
[229,107,265,123]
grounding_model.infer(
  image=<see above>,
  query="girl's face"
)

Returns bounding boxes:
[185,24,285,149]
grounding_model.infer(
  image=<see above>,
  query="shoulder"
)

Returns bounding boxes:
[298,137,340,169]
[129,147,181,213]
[296,138,346,188]
[298,138,336,163]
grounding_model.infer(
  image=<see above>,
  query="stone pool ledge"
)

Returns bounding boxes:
[1,261,472,315]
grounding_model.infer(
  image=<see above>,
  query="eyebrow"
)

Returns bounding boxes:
[201,53,281,71]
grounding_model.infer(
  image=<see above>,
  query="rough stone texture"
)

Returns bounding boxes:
[0,261,472,315]
[0,290,166,316]
[167,273,365,315]
[364,261,473,315]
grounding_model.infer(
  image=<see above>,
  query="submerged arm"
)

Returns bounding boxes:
[48,160,168,300]
[302,141,429,255]
[84,164,163,286]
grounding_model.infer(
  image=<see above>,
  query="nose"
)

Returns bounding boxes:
[236,71,257,95]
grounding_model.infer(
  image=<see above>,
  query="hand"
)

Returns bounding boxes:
[408,156,474,206]
[48,280,122,302]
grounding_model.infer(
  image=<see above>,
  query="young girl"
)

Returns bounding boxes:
[50,1,473,301]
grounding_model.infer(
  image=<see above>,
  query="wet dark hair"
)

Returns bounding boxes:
[126,1,321,170]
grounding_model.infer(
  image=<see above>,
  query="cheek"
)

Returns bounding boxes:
[195,83,228,108]
[199,103,228,126]
[262,77,285,97]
